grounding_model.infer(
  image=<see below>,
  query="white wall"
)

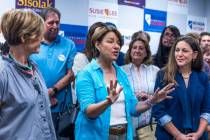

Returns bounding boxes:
[205,0,210,32]
[0,0,209,53]
[56,0,88,26]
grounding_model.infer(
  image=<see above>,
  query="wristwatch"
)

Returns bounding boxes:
[52,86,58,93]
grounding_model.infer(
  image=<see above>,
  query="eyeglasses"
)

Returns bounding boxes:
[163,32,176,39]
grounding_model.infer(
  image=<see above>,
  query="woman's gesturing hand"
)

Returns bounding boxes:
[106,80,123,104]
[150,83,175,104]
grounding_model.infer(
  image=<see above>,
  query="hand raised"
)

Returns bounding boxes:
[106,80,123,104]
[151,83,175,104]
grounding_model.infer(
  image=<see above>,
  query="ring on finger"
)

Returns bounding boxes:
[110,89,115,94]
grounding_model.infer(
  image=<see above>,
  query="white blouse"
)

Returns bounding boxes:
[72,52,89,75]
[122,63,159,129]
[122,63,159,95]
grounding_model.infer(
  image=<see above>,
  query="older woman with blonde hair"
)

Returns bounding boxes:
[0,9,56,139]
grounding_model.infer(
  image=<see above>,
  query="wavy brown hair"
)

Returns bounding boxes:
[83,22,106,61]
[125,38,152,65]
[163,36,203,84]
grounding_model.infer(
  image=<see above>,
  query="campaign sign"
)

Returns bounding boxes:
[60,24,88,52]
[187,15,207,33]
[15,0,55,13]
[144,8,167,33]
[118,0,145,8]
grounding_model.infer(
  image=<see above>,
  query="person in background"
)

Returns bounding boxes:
[153,25,181,68]
[186,32,200,43]
[186,32,210,76]
[203,46,210,69]
[202,45,210,139]
[31,7,76,140]
[0,9,56,140]
[200,32,210,50]
[122,37,159,140]
[73,22,106,75]
[153,36,210,140]
[75,26,174,140]
[131,31,150,43]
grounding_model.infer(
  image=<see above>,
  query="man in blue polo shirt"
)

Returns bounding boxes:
[31,7,76,140]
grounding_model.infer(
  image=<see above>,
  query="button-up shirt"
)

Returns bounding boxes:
[75,59,139,140]
[0,56,56,140]
[31,35,76,112]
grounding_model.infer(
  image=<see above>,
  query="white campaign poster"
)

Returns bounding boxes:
[187,15,207,33]
[118,29,136,53]
[88,0,118,27]
[167,0,188,14]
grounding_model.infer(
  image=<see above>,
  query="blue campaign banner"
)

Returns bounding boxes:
[143,8,167,33]
[60,24,88,52]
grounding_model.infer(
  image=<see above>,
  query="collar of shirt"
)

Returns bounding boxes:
[129,63,147,70]
[41,35,61,46]
[91,58,121,72]
[4,54,34,77]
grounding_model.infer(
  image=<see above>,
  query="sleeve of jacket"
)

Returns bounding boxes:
[76,70,95,113]
[200,72,210,122]
[152,70,172,126]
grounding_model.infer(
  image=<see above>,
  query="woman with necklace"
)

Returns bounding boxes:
[75,26,174,140]
[122,37,159,140]
[153,36,210,140]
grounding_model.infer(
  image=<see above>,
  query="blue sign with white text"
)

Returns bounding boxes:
[60,24,88,52]
[143,8,167,33]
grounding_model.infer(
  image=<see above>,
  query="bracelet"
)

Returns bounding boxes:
[52,86,58,93]
[145,99,155,108]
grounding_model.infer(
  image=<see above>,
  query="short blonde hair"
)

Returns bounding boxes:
[0,9,44,46]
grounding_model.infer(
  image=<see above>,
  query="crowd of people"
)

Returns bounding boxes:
[0,7,210,140]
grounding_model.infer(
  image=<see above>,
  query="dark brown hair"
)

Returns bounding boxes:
[83,22,106,61]
[163,36,203,84]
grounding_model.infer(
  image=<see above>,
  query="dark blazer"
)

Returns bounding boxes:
[152,70,210,140]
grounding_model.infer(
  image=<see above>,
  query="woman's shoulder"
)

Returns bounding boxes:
[120,63,131,73]
[75,52,87,58]
[194,71,209,83]
[0,56,10,74]
[77,59,99,75]
[145,64,160,71]
[74,52,89,64]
